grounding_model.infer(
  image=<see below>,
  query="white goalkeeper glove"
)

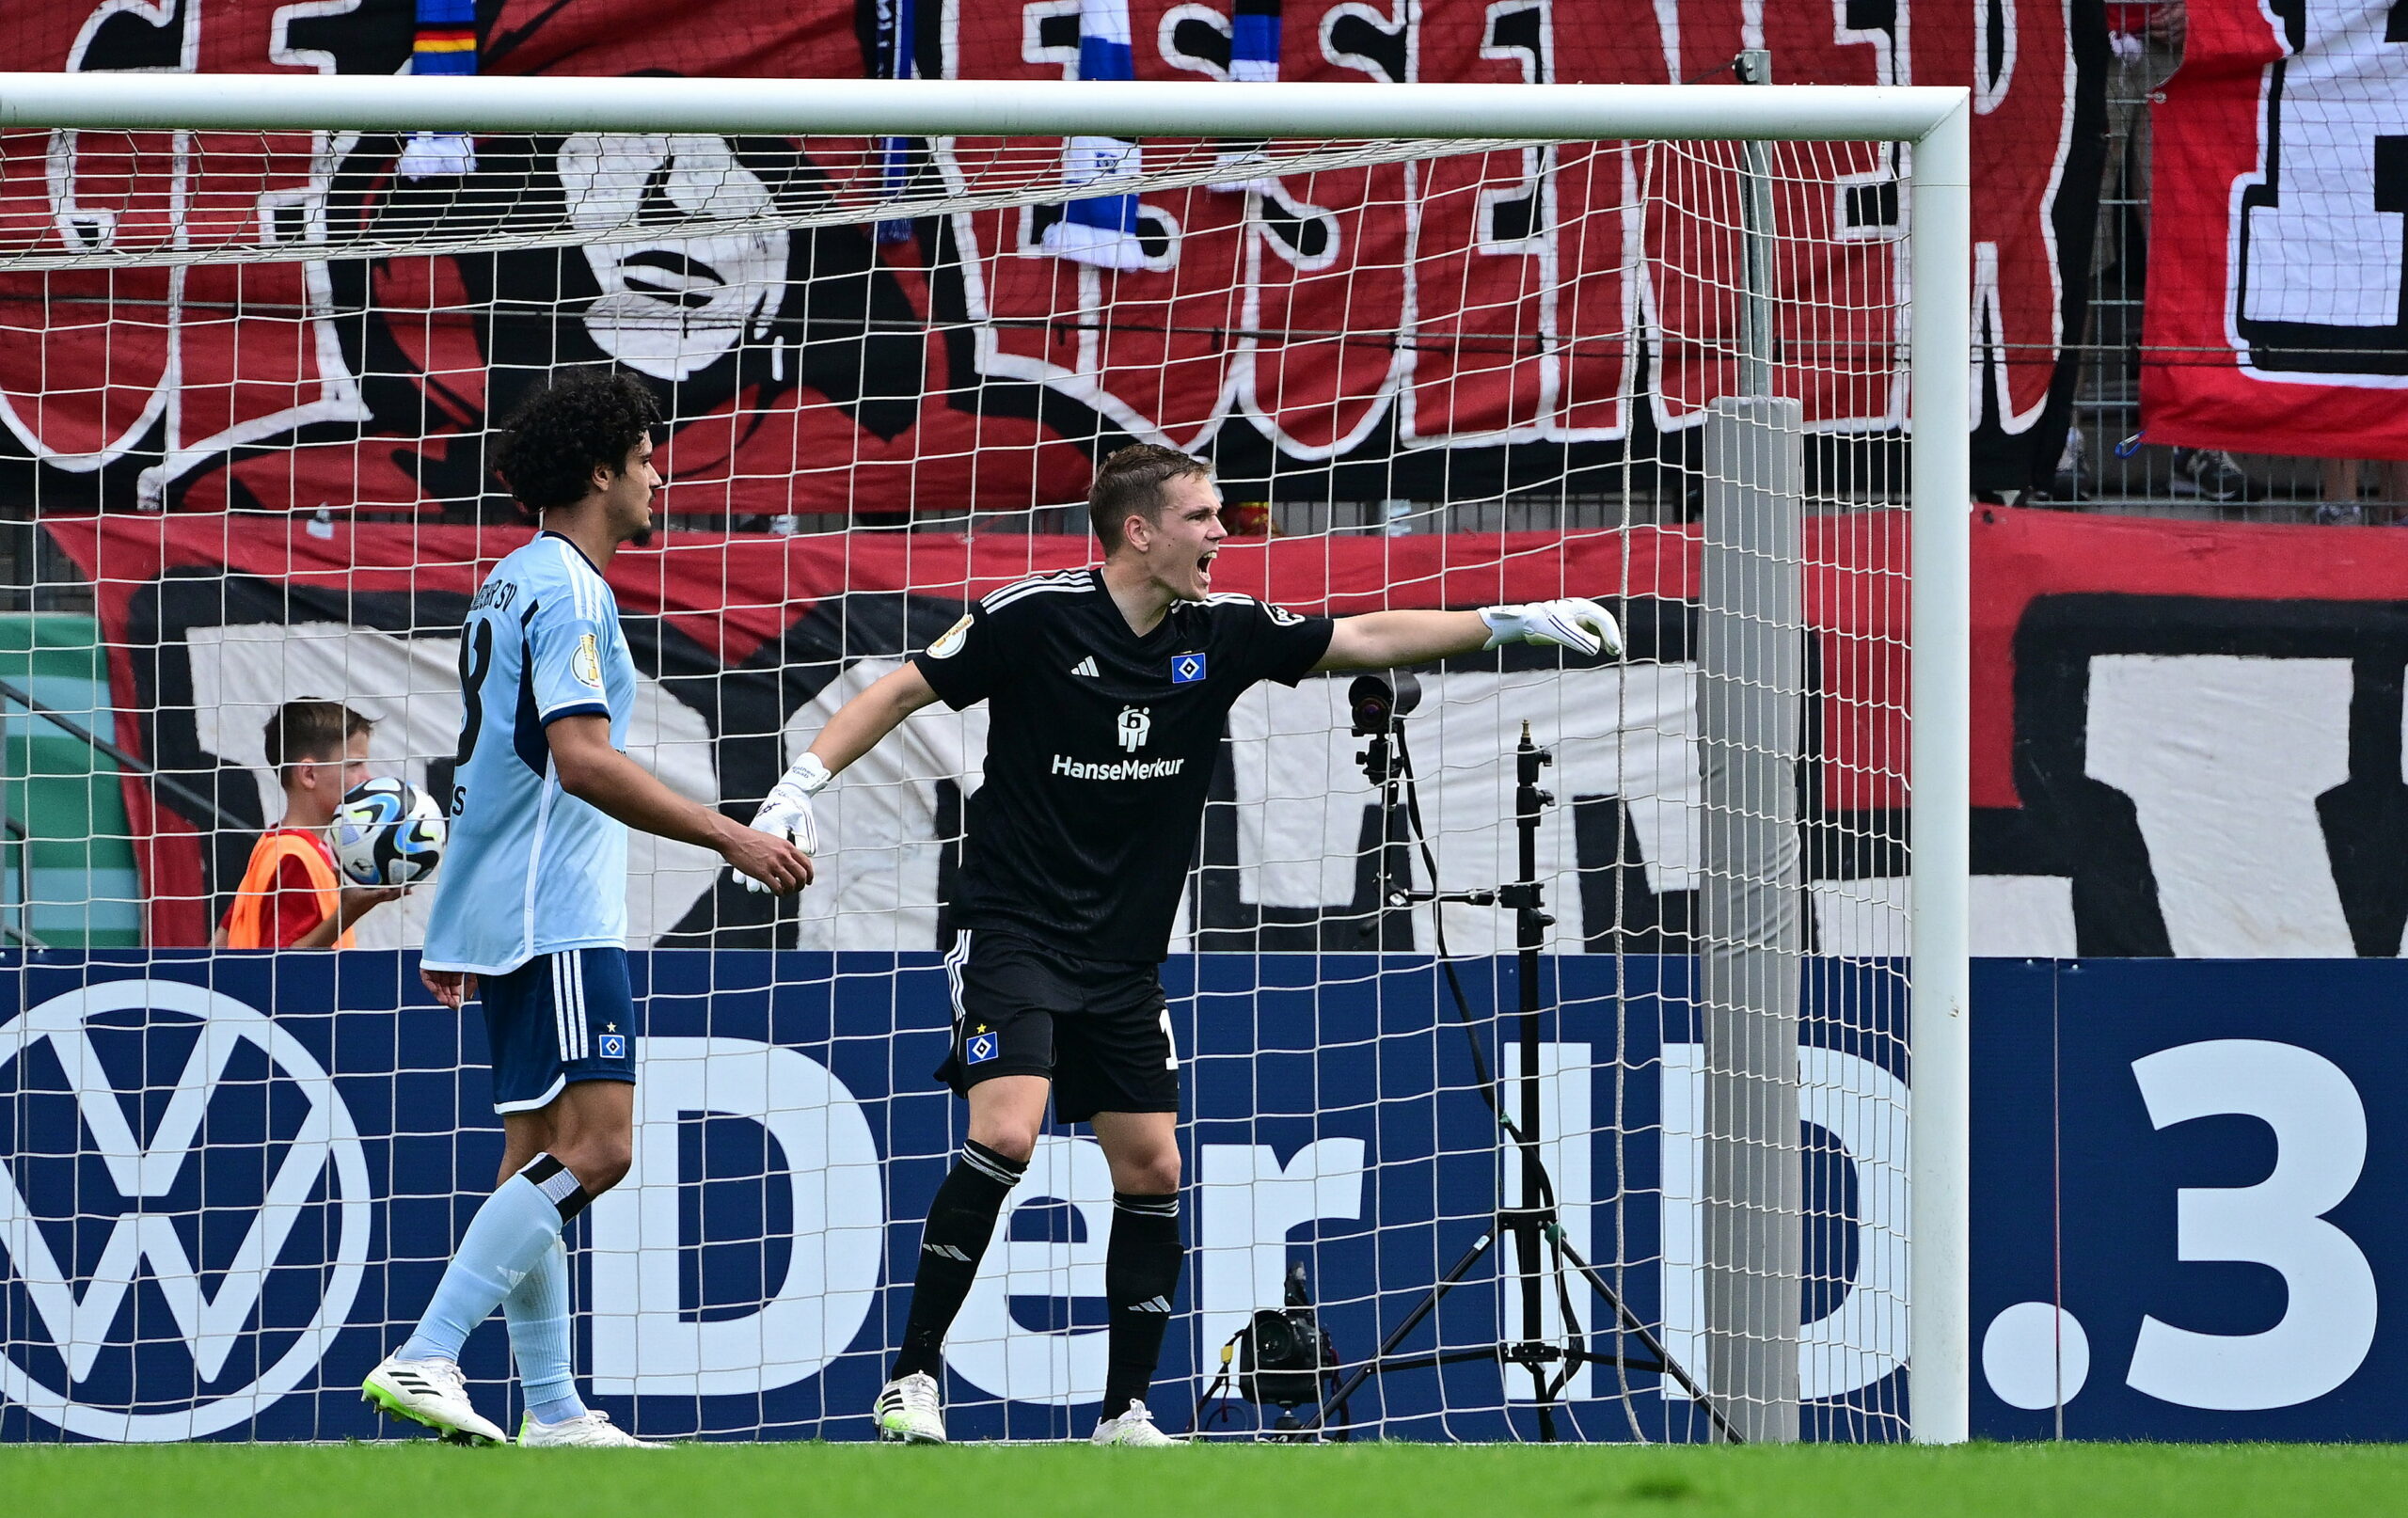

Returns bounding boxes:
[737,752,832,893]
[1478,598,1624,659]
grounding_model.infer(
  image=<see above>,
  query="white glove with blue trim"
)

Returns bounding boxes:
[738,752,832,893]
[1477,598,1624,658]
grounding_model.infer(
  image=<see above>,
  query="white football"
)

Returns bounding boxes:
[331,776,447,888]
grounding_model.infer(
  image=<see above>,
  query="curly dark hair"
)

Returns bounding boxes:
[1088,443,1212,552]
[492,372,662,514]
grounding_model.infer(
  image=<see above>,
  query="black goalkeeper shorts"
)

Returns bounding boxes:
[932,928,1180,1123]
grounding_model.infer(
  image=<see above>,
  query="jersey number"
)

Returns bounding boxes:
[451,620,496,814]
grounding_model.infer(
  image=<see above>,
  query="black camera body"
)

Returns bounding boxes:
[1238,1262,1330,1412]
[1348,670,1421,736]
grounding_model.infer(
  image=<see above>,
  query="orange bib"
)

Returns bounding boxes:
[222,830,353,949]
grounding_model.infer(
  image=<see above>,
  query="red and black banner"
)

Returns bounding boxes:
[51,505,2408,959]
[0,0,2101,517]
[43,512,1909,949]
[1973,507,2408,957]
[2143,0,2408,460]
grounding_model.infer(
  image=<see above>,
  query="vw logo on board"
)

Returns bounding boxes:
[0,980,372,1440]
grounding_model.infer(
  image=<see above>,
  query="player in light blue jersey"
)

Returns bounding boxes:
[364,373,810,1449]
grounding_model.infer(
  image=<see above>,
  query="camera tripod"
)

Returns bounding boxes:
[1299,675,1737,1444]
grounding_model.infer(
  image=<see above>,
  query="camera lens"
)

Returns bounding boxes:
[1252,1309,1300,1364]
[1348,672,1420,735]
[1348,675,1393,734]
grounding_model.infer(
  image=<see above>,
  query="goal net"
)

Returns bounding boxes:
[0,78,1967,1446]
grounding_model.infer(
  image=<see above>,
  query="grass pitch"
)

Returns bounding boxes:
[3,1441,2402,1518]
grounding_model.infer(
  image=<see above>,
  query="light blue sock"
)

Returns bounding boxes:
[507,1236,586,1425]
[397,1171,570,1364]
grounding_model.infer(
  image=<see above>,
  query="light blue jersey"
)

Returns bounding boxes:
[423,532,637,975]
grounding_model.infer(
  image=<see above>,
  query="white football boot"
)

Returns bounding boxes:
[361,1354,507,1446]
[1089,1401,1179,1447]
[519,1410,669,1449]
[873,1371,947,1445]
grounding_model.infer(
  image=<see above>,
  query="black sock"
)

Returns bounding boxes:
[1101,1191,1182,1416]
[891,1141,1026,1382]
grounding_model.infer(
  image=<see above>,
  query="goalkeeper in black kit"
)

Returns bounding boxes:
[742,444,1620,1447]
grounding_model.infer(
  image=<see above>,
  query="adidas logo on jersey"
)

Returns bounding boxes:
[1070,656,1100,677]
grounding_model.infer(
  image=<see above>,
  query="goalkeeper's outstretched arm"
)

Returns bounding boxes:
[735,662,939,890]
[808,662,942,775]
[737,604,1617,889]
[1314,597,1623,672]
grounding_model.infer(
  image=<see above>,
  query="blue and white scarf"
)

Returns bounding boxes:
[1214,0,1281,189]
[400,0,478,179]
[1040,0,1147,270]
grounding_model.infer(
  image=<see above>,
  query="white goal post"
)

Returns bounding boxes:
[0,71,1970,1444]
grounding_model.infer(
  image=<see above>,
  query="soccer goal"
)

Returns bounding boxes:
[0,71,1967,1446]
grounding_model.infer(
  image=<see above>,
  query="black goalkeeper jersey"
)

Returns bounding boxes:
[911,567,1335,963]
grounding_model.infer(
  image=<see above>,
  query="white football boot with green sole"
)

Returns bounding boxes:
[361,1354,506,1446]
[873,1372,947,1444]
